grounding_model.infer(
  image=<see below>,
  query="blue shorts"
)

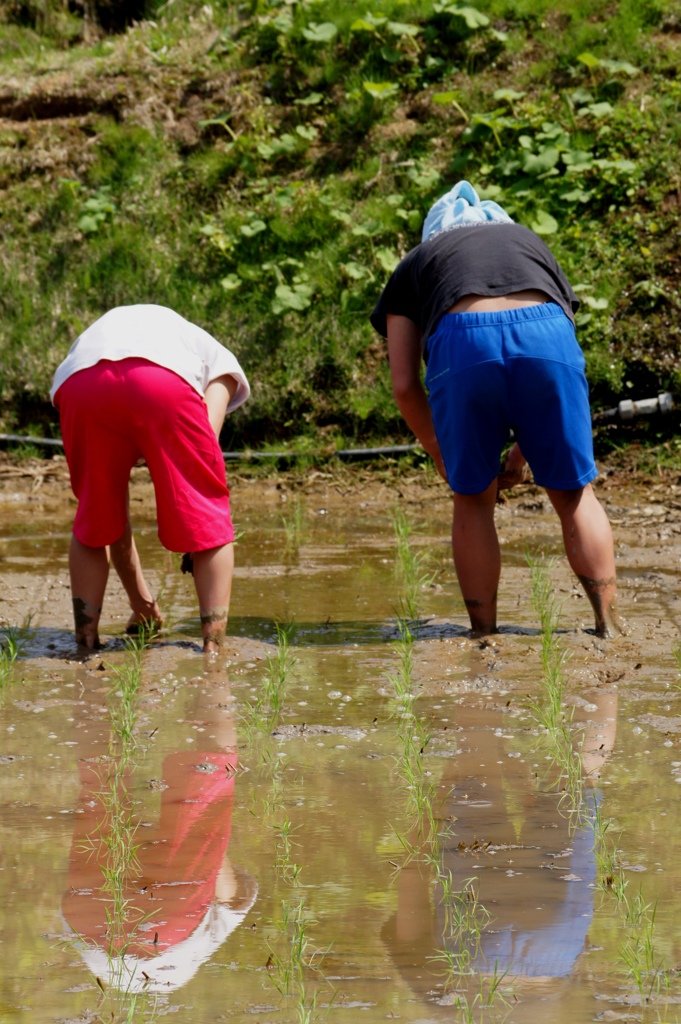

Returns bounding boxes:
[424,303,598,494]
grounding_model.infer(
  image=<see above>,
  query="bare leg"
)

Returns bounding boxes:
[193,543,234,653]
[452,480,500,635]
[69,535,109,649]
[109,521,162,634]
[545,483,621,637]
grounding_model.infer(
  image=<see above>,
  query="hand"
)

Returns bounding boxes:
[497,443,528,492]
[432,449,448,483]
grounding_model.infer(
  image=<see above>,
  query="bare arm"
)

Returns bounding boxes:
[386,314,447,481]
[204,374,238,440]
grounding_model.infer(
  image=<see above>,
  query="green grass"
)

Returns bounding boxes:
[2,0,681,444]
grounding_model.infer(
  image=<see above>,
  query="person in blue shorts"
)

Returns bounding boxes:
[370,181,620,636]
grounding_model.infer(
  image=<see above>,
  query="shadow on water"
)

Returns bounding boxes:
[226,617,545,646]
[20,620,556,658]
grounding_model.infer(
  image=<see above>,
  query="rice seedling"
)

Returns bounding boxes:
[71,627,164,1022]
[588,798,675,1001]
[267,897,333,1024]
[106,627,155,762]
[390,508,436,622]
[0,615,33,688]
[384,610,504,1018]
[242,622,296,739]
[386,618,437,841]
[525,554,585,822]
[281,496,306,553]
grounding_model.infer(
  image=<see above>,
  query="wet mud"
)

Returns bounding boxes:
[1,458,681,1022]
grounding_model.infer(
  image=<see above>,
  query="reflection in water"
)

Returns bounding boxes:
[62,674,256,993]
[384,696,617,997]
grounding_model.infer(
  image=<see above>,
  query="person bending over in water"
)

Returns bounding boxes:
[370,181,620,637]
[51,303,250,652]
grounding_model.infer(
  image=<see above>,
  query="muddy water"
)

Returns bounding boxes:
[2,466,681,1022]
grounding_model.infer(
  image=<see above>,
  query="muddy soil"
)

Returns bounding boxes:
[1,454,681,1024]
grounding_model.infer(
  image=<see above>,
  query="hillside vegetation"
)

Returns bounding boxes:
[1,0,681,449]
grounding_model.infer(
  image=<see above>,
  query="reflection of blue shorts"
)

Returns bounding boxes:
[424,303,598,494]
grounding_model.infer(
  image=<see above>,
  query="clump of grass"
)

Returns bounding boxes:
[0,621,29,687]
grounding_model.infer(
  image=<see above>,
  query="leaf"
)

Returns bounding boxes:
[406,163,441,189]
[477,184,503,199]
[559,187,593,203]
[583,101,614,118]
[240,219,267,237]
[640,246,652,257]
[272,11,293,34]
[450,5,490,29]
[350,16,385,33]
[577,52,601,69]
[343,261,371,280]
[330,209,352,225]
[301,21,338,43]
[78,214,101,234]
[600,58,639,76]
[584,296,608,309]
[562,149,594,171]
[433,90,460,105]
[220,273,242,292]
[493,88,526,102]
[529,210,558,235]
[272,283,313,313]
[351,218,383,238]
[295,124,318,141]
[294,92,323,106]
[522,147,560,175]
[363,81,399,99]
[386,20,421,37]
[375,247,399,273]
[569,88,593,105]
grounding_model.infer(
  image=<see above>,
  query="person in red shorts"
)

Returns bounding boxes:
[51,304,250,652]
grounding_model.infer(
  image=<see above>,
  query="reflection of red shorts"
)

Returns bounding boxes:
[55,358,234,552]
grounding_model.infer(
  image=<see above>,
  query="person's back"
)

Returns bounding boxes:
[52,303,250,651]
[371,181,621,637]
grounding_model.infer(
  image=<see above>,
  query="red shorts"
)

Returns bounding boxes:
[55,358,234,552]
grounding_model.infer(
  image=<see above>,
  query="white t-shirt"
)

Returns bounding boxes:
[50,304,250,413]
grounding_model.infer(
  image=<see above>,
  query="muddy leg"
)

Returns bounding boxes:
[452,480,500,635]
[193,543,234,654]
[69,535,109,649]
[545,483,622,637]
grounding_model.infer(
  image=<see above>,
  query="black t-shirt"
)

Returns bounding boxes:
[370,222,579,348]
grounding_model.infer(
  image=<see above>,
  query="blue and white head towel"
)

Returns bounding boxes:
[421,180,513,242]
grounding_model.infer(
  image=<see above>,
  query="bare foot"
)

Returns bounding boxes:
[73,597,102,649]
[201,607,228,652]
[577,574,623,637]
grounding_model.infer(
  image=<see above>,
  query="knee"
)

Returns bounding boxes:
[545,484,590,518]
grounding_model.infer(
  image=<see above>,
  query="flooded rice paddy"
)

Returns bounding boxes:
[2,459,681,1023]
